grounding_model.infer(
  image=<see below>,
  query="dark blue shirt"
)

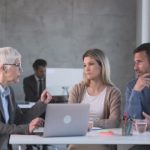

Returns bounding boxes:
[125,79,150,119]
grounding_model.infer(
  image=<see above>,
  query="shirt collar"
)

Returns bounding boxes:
[34,75,44,81]
[0,85,10,97]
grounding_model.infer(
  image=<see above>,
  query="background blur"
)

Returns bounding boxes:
[0,0,136,106]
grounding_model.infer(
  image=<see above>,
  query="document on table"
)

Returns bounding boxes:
[86,128,116,137]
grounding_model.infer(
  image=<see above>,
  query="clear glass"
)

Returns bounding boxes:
[134,119,147,134]
[88,117,94,132]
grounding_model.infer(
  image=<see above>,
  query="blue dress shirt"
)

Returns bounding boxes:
[125,79,150,119]
[0,85,10,123]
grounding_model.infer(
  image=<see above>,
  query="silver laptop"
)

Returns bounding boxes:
[42,103,89,137]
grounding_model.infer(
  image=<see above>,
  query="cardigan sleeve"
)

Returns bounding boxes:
[68,82,85,104]
[94,87,121,128]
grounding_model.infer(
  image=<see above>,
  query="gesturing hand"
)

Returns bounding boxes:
[40,89,52,104]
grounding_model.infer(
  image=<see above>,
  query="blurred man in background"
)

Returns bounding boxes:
[23,59,47,102]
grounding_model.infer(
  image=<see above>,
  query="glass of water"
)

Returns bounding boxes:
[134,119,147,134]
[88,117,94,132]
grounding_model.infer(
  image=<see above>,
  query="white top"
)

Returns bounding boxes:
[82,88,106,120]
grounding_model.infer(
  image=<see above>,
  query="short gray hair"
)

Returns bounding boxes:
[0,47,21,64]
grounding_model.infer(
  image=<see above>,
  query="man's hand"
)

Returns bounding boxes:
[29,117,44,133]
[134,73,150,91]
[40,89,52,104]
[142,112,150,129]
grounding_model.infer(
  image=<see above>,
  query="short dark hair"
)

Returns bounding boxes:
[32,59,47,70]
[134,43,150,62]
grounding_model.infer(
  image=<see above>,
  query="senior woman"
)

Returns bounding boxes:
[0,47,51,150]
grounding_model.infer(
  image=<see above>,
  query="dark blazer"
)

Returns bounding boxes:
[23,75,46,102]
[0,86,47,150]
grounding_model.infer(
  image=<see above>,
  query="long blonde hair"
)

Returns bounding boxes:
[82,49,113,86]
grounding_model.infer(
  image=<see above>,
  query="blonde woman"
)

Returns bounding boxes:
[68,49,121,150]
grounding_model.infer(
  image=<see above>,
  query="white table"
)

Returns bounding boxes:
[9,128,150,150]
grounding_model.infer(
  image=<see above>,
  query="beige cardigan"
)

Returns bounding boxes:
[68,81,121,129]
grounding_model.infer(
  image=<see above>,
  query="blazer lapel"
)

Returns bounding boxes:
[0,97,6,122]
[32,76,38,95]
[7,95,15,123]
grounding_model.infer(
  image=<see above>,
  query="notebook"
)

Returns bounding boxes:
[34,103,90,137]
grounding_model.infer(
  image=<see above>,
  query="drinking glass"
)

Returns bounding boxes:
[88,117,94,131]
[134,119,147,134]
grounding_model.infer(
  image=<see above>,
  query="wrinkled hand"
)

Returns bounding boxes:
[40,89,52,104]
[142,112,150,129]
[134,73,150,91]
[29,117,44,133]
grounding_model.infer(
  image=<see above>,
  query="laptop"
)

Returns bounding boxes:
[35,104,89,137]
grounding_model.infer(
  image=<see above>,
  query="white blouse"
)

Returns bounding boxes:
[82,88,107,120]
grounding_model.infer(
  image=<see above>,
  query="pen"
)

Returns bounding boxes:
[122,112,128,136]
[124,112,128,127]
